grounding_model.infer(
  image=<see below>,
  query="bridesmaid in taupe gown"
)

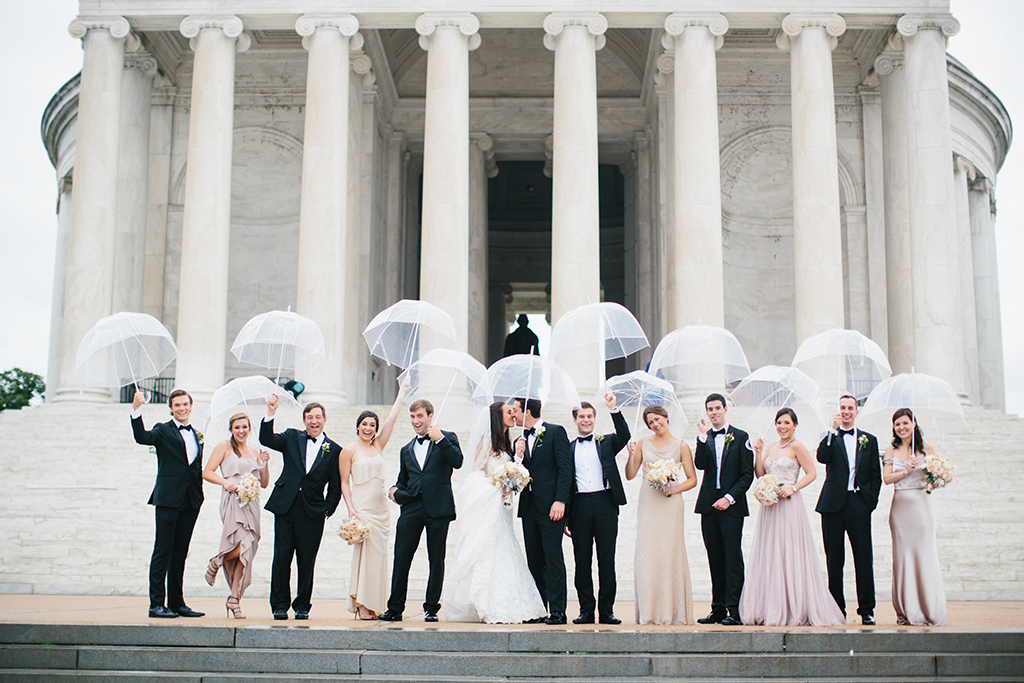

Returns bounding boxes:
[202,414,270,619]
[882,408,949,626]
[339,381,409,620]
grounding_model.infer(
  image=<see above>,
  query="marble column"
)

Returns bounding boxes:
[56,17,130,401]
[416,13,480,351]
[777,14,847,344]
[875,42,914,374]
[664,13,728,328]
[469,133,495,364]
[653,66,673,332]
[142,80,176,323]
[897,14,964,391]
[544,12,607,323]
[859,83,888,351]
[969,179,1005,410]
[293,15,359,405]
[113,51,157,315]
[174,16,249,401]
[46,178,74,403]
[953,156,980,405]
[488,284,512,365]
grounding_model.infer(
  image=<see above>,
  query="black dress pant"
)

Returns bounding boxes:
[700,497,745,617]
[387,498,451,614]
[150,503,200,609]
[821,490,875,616]
[570,490,619,617]
[522,501,567,615]
[271,496,326,613]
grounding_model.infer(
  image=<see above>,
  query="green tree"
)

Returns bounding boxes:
[0,368,46,412]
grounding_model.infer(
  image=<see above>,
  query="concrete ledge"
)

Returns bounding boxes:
[651,653,937,678]
[936,653,1024,677]
[75,646,361,675]
[0,645,79,670]
[0,623,235,647]
[785,630,1024,653]
[236,626,512,652]
[359,651,651,678]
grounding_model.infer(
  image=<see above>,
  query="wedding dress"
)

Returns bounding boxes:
[442,451,547,623]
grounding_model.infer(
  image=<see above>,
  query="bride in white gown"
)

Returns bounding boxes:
[442,402,547,623]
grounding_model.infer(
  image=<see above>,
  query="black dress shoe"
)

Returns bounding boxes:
[173,606,205,618]
[378,610,403,622]
[424,611,439,623]
[273,610,288,620]
[598,614,622,625]
[294,610,309,620]
[697,611,725,624]
[148,606,178,619]
[861,614,876,625]
[523,616,547,624]
[544,612,567,625]
[572,612,595,624]
[720,615,743,626]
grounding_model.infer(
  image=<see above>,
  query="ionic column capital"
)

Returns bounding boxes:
[776,14,846,52]
[954,155,977,181]
[180,15,250,52]
[416,13,481,51]
[664,13,728,50]
[295,14,359,38]
[873,49,904,76]
[897,14,960,39]
[471,133,498,177]
[123,51,158,76]
[69,16,131,41]
[543,13,607,52]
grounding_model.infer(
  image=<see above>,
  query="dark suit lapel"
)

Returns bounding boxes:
[853,429,865,483]
[307,435,331,474]
[407,441,423,472]
[170,421,190,463]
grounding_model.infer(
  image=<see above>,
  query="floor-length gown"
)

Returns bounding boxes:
[886,458,949,626]
[739,455,845,626]
[346,450,390,615]
[634,437,693,625]
[213,453,262,598]
[443,452,547,623]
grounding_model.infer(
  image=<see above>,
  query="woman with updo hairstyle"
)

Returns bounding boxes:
[624,403,697,624]
[338,380,410,619]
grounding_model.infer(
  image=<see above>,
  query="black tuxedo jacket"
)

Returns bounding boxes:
[815,428,882,513]
[392,430,463,520]
[131,416,205,509]
[694,425,755,517]
[518,422,574,518]
[260,420,342,519]
[568,410,631,519]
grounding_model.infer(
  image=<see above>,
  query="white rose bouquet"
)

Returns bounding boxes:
[644,458,681,495]
[237,473,260,508]
[752,474,785,506]
[922,454,954,494]
[490,460,532,507]
[337,516,371,545]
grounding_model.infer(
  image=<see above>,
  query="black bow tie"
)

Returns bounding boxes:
[306,433,318,442]
[838,428,855,437]
[524,427,536,436]
[578,435,594,442]
[416,436,430,445]
[710,429,725,438]
[177,424,192,431]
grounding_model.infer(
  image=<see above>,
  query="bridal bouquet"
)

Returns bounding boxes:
[337,516,371,545]
[237,474,260,508]
[644,458,681,495]
[752,474,785,506]
[922,454,954,494]
[489,461,532,506]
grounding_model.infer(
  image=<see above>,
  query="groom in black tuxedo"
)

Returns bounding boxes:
[567,393,630,625]
[816,394,882,625]
[379,398,463,622]
[261,395,342,620]
[694,393,754,626]
[514,397,574,625]
[130,388,205,619]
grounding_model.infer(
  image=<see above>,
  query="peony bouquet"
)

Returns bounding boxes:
[237,473,260,508]
[490,461,532,506]
[336,516,371,545]
[752,474,785,506]
[922,454,954,494]
[644,458,681,495]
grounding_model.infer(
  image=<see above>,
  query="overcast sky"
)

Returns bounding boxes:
[1,1,1020,414]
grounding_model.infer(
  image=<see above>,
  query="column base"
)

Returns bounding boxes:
[52,387,117,404]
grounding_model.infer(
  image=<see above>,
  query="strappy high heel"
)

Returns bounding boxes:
[226,595,245,619]
[205,557,221,586]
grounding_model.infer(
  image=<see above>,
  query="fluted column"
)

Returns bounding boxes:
[174,16,249,401]
[417,13,480,351]
[969,179,1005,410]
[544,12,607,322]
[293,15,359,405]
[664,13,728,327]
[953,156,980,405]
[469,133,496,364]
[47,178,74,402]
[897,14,964,391]
[859,83,888,350]
[56,16,130,401]
[875,41,914,373]
[777,14,847,343]
[113,51,157,314]
[143,80,176,322]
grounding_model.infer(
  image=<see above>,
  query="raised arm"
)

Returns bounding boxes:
[605,393,630,452]
[259,393,288,452]
[624,438,643,480]
[375,380,410,451]
[129,391,159,446]
[753,438,766,477]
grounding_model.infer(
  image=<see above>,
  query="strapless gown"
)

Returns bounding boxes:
[346,450,391,615]
[213,454,262,598]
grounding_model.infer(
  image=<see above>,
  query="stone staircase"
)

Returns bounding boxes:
[0,401,1022,602]
[1,622,1023,681]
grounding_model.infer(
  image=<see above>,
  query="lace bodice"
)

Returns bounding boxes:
[764,455,800,486]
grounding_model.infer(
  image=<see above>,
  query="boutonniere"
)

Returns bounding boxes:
[723,433,734,445]
[858,434,869,449]
[321,442,330,456]
[195,430,204,445]
[534,425,546,447]
[596,434,605,444]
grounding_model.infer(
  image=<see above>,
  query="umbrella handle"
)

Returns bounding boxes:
[119,336,145,404]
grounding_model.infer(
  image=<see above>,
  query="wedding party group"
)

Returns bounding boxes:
[130,383,950,628]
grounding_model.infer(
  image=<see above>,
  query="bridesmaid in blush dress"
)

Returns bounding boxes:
[202,413,270,619]
[624,404,698,625]
[338,380,409,620]
[883,408,948,626]
[740,408,845,626]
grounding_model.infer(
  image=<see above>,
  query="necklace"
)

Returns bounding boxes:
[779,436,795,448]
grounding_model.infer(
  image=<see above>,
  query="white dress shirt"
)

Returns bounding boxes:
[305,432,325,473]
[132,407,198,462]
[525,420,545,455]
[837,427,858,491]
[413,435,431,470]
[574,435,606,493]
[698,423,735,504]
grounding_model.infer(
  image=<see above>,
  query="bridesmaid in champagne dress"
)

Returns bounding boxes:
[740,408,845,626]
[624,404,698,625]
[339,381,408,619]
[202,414,270,619]
[883,408,948,626]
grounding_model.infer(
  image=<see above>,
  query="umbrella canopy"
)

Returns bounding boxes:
[548,302,649,372]
[231,309,326,378]
[76,312,178,388]
[729,365,831,443]
[203,375,301,440]
[363,299,459,369]
[474,354,580,409]
[647,324,751,395]
[604,370,688,437]
[398,349,487,431]
[859,372,965,442]
[792,328,891,401]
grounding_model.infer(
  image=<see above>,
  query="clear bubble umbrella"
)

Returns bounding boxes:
[231,308,326,383]
[398,349,486,431]
[647,324,751,398]
[76,312,178,395]
[729,365,831,443]
[474,354,581,412]
[363,299,459,369]
[203,375,301,441]
[604,370,687,438]
[548,302,650,391]
[859,372,965,446]
[792,328,891,403]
